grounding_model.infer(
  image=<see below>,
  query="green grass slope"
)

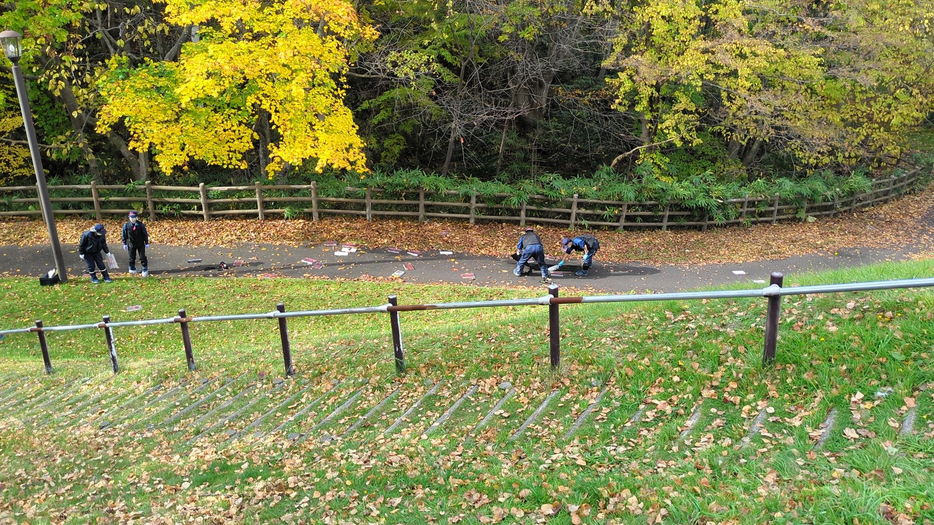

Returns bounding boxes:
[0,260,932,523]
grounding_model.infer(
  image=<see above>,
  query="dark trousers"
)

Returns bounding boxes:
[516,244,548,278]
[128,244,148,271]
[84,252,107,277]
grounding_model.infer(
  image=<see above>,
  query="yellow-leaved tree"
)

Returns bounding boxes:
[97,0,377,178]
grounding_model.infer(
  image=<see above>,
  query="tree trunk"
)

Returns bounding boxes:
[106,131,144,180]
[742,138,762,167]
[58,80,103,182]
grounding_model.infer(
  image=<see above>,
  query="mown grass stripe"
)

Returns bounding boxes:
[509,390,560,442]
[15,378,87,418]
[93,382,164,429]
[0,382,46,413]
[157,375,241,428]
[338,387,400,440]
[678,402,704,441]
[740,407,770,448]
[264,381,342,440]
[308,384,367,432]
[228,380,312,442]
[814,407,839,450]
[48,384,115,427]
[562,386,608,440]
[294,384,369,445]
[101,379,193,430]
[0,383,21,405]
[384,382,441,437]
[186,382,257,432]
[134,377,217,429]
[192,381,287,443]
[473,388,514,434]
[425,384,478,436]
[900,408,917,436]
[626,403,647,426]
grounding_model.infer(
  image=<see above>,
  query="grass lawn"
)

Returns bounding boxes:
[0,259,932,523]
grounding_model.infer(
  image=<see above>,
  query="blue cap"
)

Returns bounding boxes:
[93,223,106,234]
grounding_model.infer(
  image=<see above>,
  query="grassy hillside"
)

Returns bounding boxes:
[0,260,932,523]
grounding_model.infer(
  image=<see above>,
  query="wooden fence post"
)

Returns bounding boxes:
[103,315,118,374]
[771,194,780,224]
[419,189,426,222]
[762,272,784,366]
[366,188,373,222]
[548,285,560,371]
[178,309,197,371]
[90,181,102,222]
[662,205,670,231]
[740,196,749,224]
[311,182,319,221]
[569,194,579,229]
[388,295,405,374]
[469,192,477,225]
[277,303,294,376]
[145,181,156,221]
[255,182,265,221]
[34,320,53,375]
[520,202,527,227]
[617,203,628,231]
[199,183,210,221]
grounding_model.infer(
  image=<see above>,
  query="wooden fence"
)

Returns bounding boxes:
[0,168,924,231]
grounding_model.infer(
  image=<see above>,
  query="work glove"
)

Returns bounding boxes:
[145,244,150,249]
[558,261,564,267]
[79,254,84,260]
[122,244,127,251]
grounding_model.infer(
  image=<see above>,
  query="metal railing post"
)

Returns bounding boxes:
[178,309,197,371]
[103,315,118,374]
[35,320,53,374]
[388,295,405,374]
[549,285,560,371]
[277,303,294,376]
[763,272,784,366]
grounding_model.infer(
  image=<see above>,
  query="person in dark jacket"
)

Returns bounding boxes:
[121,211,150,277]
[560,234,600,276]
[78,223,113,283]
[514,227,551,283]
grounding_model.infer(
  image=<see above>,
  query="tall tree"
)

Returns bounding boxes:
[96,0,377,179]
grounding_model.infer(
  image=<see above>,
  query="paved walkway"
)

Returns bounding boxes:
[0,240,920,293]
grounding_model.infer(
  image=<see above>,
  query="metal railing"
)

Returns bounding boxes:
[2,274,933,376]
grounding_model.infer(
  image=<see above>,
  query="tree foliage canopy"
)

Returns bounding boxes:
[0,0,932,184]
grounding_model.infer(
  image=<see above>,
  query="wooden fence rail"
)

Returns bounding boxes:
[0,169,925,231]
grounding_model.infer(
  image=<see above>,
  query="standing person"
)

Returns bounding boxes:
[514,227,551,283]
[560,234,600,276]
[78,223,113,284]
[121,211,150,277]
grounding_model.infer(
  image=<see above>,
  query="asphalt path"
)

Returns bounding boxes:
[0,240,919,293]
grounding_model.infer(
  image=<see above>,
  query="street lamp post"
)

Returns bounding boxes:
[1,30,68,284]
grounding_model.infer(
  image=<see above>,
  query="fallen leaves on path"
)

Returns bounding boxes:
[2,185,933,266]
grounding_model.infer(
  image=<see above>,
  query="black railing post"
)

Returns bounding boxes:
[277,303,294,376]
[178,309,197,371]
[103,315,119,374]
[763,272,784,366]
[388,295,405,374]
[35,320,53,375]
[549,285,560,371]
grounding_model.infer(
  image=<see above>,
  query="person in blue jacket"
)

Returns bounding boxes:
[560,234,600,276]
[514,227,551,283]
[121,211,150,277]
[78,223,113,284]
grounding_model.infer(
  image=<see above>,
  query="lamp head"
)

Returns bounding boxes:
[0,30,22,62]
